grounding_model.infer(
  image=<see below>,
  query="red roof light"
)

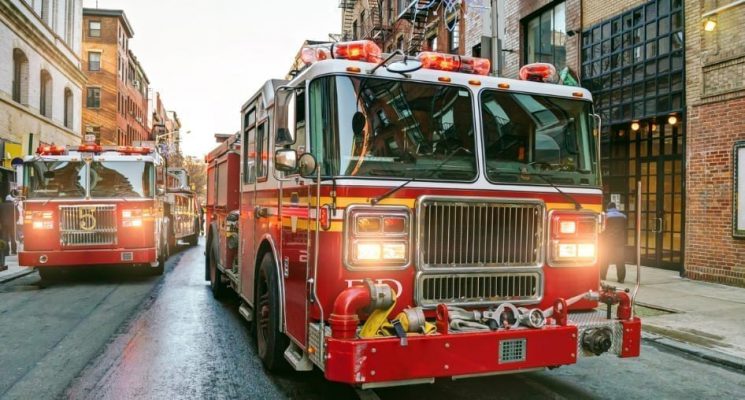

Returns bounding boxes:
[36,145,66,155]
[418,52,491,75]
[519,63,558,83]
[333,40,381,63]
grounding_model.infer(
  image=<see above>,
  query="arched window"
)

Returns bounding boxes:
[40,70,53,118]
[12,49,29,104]
[64,88,73,129]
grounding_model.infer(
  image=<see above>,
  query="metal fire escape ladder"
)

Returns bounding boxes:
[398,0,437,55]
[339,0,358,41]
[362,0,391,45]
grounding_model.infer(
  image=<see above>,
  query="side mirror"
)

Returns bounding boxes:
[298,153,318,177]
[10,188,20,198]
[275,148,298,172]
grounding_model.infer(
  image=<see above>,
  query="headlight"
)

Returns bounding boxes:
[25,211,54,230]
[549,211,599,266]
[345,206,411,269]
[122,209,144,228]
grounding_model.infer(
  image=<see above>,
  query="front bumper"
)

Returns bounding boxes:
[19,248,156,267]
[324,312,641,386]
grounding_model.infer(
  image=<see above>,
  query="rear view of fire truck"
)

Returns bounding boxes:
[206,39,641,388]
[18,143,170,277]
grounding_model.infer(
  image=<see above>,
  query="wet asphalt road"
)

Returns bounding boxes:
[0,240,743,399]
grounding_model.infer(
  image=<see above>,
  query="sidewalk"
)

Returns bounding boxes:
[0,255,35,283]
[607,264,745,370]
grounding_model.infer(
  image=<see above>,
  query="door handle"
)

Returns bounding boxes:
[655,217,663,233]
[255,206,268,219]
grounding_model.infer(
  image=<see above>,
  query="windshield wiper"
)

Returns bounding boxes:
[520,167,582,211]
[370,148,469,205]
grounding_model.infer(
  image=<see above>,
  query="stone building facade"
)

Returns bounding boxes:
[81,8,149,146]
[685,0,745,286]
[0,0,85,163]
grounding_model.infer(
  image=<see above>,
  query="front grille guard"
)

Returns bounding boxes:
[414,196,547,308]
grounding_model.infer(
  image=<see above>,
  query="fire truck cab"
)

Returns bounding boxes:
[18,143,170,277]
[206,40,641,387]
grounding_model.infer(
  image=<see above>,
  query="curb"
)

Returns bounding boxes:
[643,331,745,372]
[0,267,36,284]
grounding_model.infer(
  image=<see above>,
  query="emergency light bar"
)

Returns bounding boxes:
[301,40,382,65]
[519,63,558,83]
[418,52,491,76]
[36,145,66,155]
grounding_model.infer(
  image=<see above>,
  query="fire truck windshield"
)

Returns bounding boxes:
[481,90,599,186]
[23,160,155,199]
[24,160,86,198]
[309,75,477,181]
[89,161,155,198]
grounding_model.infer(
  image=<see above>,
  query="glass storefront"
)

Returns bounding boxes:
[581,0,685,270]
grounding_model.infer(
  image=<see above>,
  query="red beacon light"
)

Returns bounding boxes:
[117,146,153,155]
[78,143,103,152]
[417,52,491,76]
[36,144,66,155]
[519,63,558,83]
[332,40,381,62]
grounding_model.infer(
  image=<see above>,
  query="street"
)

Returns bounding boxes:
[0,240,741,399]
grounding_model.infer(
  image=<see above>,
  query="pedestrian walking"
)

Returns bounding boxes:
[1,192,16,255]
[601,202,627,283]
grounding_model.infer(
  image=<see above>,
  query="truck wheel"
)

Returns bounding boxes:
[209,246,226,299]
[256,253,290,372]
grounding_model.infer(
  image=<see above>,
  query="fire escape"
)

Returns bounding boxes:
[339,0,357,41]
[398,0,439,55]
[339,0,391,46]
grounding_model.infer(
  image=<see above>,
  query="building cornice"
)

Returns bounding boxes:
[0,1,87,86]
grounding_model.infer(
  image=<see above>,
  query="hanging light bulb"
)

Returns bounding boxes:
[631,121,640,131]
[668,115,678,125]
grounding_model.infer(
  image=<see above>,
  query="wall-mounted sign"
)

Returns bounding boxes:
[733,141,745,237]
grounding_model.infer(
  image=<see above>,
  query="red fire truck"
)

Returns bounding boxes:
[165,167,200,247]
[205,40,641,388]
[18,143,172,278]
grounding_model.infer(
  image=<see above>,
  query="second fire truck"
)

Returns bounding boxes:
[18,142,174,277]
[205,40,641,387]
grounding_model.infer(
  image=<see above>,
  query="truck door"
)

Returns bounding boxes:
[239,108,258,293]
[276,87,311,345]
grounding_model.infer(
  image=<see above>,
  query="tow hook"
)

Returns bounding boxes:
[582,327,613,355]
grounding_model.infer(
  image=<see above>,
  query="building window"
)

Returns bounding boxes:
[524,2,567,70]
[86,87,101,108]
[353,19,358,40]
[89,21,101,37]
[65,0,74,44]
[427,35,438,52]
[39,70,52,117]
[397,36,404,50]
[12,49,29,104]
[89,52,101,71]
[64,88,73,129]
[448,15,460,53]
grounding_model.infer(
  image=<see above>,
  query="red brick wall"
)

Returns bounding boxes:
[685,96,745,287]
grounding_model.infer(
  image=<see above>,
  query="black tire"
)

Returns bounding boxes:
[256,253,290,372]
[209,244,226,299]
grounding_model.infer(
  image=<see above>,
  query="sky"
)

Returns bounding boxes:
[82,0,341,158]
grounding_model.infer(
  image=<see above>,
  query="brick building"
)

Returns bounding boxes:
[0,0,85,163]
[685,1,745,286]
[501,0,745,287]
[81,8,150,146]
[338,0,500,67]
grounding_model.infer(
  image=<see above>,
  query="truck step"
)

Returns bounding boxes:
[284,341,313,371]
[238,303,253,322]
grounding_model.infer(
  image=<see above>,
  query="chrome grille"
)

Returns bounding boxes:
[417,272,541,307]
[418,197,544,269]
[59,205,117,246]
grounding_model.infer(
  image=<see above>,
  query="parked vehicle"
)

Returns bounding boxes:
[205,40,641,388]
[17,142,171,277]
[165,167,200,247]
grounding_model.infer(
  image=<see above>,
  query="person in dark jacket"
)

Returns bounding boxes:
[601,202,627,283]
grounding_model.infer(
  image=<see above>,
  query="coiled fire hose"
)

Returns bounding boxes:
[359,291,436,345]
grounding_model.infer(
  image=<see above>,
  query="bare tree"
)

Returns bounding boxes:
[182,155,207,206]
